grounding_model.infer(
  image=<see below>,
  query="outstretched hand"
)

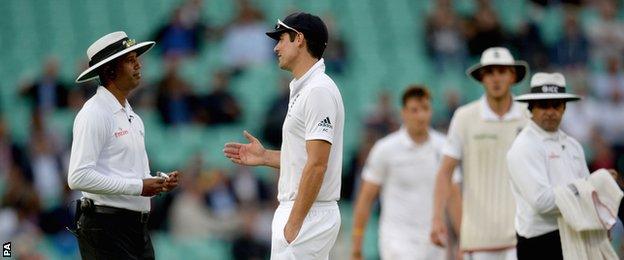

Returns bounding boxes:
[223,131,266,166]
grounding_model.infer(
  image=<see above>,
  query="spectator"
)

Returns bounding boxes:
[586,0,624,65]
[551,10,589,70]
[463,0,507,57]
[511,21,549,71]
[27,113,65,212]
[364,90,399,139]
[0,117,30,179]
[169,166,240,240]
[591,56,624,100]
[153,5,205,58]
[231,207,270,260]
[195,70,241,125]
[0,157,42,258]
[426,0,467,72]
[222,0,273,72]
[155,58,196,126]
[230,166,270,206]
[20,57,69,113]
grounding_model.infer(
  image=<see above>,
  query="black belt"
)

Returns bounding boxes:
[92,205,150,224]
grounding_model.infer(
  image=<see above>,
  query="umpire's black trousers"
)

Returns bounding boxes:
[77,207,154,260]
[516,230,563,260]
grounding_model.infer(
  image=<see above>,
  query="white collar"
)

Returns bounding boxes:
[97,86,132,114]
[527,120,565,142]
[289,58,325,96]
[479,95,524,121]
[398,127,431,149]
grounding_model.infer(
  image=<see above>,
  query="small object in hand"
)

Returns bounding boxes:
[158,171,170,180]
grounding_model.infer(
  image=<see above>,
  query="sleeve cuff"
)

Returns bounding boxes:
[305,134,333,144]
[126,178,143,196]
[442,146,461,160]
[361,168,383,185]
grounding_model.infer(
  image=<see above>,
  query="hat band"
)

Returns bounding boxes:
[531,85,566,94]
[88,37,136,66]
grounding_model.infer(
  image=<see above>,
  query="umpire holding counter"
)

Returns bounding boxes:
[68,31,179,259]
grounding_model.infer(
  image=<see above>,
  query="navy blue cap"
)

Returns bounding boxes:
[266,12,329,55]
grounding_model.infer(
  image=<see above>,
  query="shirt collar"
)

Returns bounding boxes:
[398,127,431,149]
[97,86,132,114]
[527,120,565,141]
[479,95,524,121]
[289,58,325,96]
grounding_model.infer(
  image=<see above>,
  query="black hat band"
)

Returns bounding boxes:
[530,85,566,94]
[88,37,136,66]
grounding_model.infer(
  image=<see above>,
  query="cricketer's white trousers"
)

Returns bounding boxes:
[379,236,446,260]
[270,201,341,260]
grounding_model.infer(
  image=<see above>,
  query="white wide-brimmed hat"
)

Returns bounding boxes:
[75,31,155,83]
[466,47,528,83]
[515,72,581,102]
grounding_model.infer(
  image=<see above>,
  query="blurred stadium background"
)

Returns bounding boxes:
[1,0,624,259]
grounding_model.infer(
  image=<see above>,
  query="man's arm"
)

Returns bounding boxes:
[223,131,281,169]
[351,180,380,260]
[507,144,558,215]
[447,181,462,236]
[431,155,460,246]
[283,140,331,243]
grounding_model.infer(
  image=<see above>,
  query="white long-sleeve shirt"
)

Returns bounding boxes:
[507,120,590,238]
[68,86,151,212]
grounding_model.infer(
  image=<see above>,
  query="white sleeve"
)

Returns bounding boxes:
[67,109,143,195]
[442,111,463,160]
[361,142,387,185]
[507,141,558,215]
[304,88,337,144]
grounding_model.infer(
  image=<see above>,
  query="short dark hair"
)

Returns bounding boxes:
[402,85,431,107]
[97,60,121,85]
[286,31,325,59]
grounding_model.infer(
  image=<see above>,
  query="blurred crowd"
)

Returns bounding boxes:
[1,0,624,259]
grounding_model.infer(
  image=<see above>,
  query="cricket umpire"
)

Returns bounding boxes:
[68,31,179,259]
[507,72,619,259]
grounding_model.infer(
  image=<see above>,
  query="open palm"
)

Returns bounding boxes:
[223,131,266,166]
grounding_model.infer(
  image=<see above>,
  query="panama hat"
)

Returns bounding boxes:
[466,47,528,83]
[75,31,155,83]
[515,72,581,102]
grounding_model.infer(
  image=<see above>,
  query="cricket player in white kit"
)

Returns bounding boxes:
[351,86,455,260]
[223,12,344,259]
[431,47,530,260]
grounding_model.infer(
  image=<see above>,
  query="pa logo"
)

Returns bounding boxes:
[2,242,10,257]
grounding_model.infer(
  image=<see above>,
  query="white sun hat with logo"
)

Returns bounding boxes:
[515,72,581,102]
[75,31,155,83]
[466,47,529,83]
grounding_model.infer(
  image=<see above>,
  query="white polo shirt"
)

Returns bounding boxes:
[68,86,151,212]
[278,59,344,202]
[507,120,590,238]
[362,128,451,244]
